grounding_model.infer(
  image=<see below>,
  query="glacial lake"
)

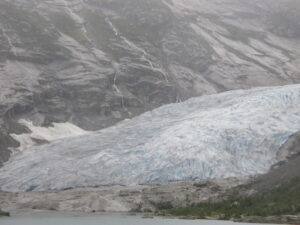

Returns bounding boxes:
[0,213,277,225]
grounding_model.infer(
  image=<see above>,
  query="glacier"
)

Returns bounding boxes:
[1,84,300,192]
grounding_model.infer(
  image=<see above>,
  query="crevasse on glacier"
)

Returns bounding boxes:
[1,85,300,192]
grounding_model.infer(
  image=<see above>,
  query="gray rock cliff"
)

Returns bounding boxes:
[1,0,300,164]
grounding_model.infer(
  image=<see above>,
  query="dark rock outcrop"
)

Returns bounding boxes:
[251,131,300,192]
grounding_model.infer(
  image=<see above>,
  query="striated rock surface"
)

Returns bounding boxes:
[1,0,300,164]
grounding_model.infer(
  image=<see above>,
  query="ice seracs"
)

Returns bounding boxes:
[1,84,300,192]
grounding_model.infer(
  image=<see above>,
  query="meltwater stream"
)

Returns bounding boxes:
[0,84,300,192]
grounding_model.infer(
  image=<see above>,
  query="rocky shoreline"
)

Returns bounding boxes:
[2,209,299,224]
[234,215,300,224]
[2,177,299,224]
[0,178,247,214]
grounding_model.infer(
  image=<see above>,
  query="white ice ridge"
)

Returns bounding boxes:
[10,119,89,151]
[1,84,300,192]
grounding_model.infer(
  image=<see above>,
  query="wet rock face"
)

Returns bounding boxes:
[0,0,300,164]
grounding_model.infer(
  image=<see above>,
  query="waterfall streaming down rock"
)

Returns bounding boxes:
[1,0,300,167]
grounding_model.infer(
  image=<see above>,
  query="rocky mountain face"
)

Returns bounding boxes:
[1,0,300,164]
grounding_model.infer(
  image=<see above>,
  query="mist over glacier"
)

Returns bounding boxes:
[1,84,300,192]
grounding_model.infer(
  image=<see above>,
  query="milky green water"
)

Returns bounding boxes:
[0,213,277,225]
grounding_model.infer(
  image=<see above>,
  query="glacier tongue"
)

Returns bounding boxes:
[1,85,300,192]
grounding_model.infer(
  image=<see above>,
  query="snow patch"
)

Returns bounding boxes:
[10,119,89,151]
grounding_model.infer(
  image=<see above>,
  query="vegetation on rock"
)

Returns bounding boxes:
[163,178,300,220]
[0,210,9,217]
